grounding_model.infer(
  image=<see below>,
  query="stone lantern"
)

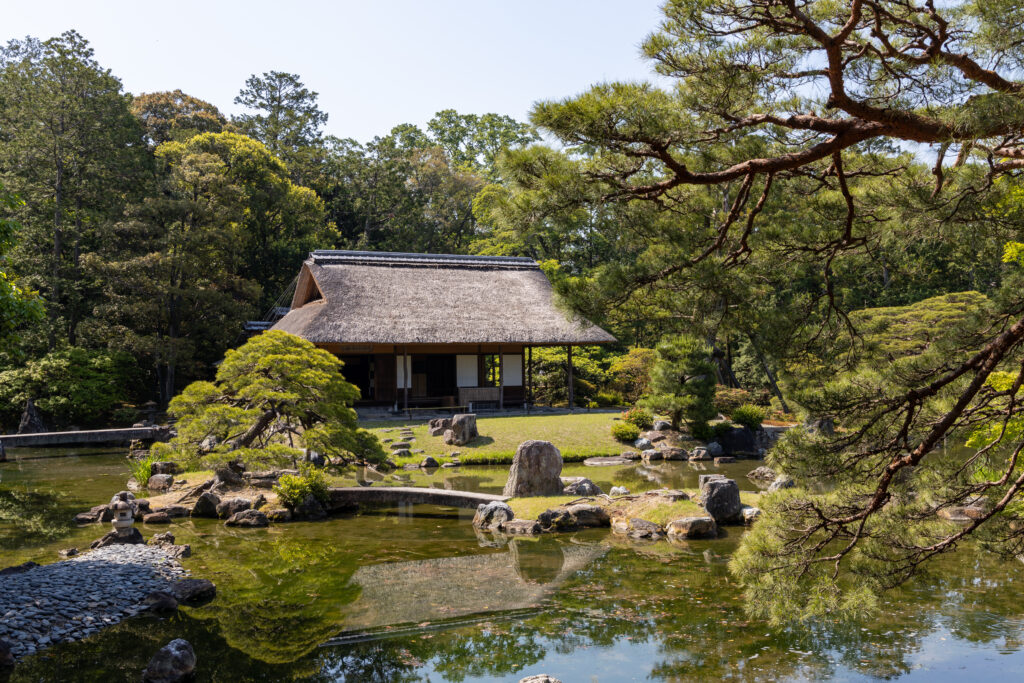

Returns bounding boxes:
[112,500,134,537]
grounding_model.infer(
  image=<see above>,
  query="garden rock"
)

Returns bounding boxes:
[565,503,610,528]
[768,475,795,492]
[610,486,630,496]
[563,477,603,496]
[699,478,742,525]
[150,462,180,476]
[667,516,718,539]
[742,506,762,524]
[537,508,576,531]
[170,578,216,605]
[215,498,251,519]
[641,449,663,462]
[661,447,688,461]
[503,440,563,497]
[653,420,672,431]
[191,492,221,518]
[443,413,478,446]
[500,519,542,535]
[91,527,145,549]
[143,638,195,683]
[747,466,776,482]
[634,437,653,450]
[143,512,171,524]
[225,509,269,528]
[265,508,293,522]
[473,501,514,530]
[147,474,174,491]
[717,427,759,456]
[294,493,327,520]
[141,590,179,612]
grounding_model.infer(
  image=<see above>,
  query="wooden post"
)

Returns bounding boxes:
[498,345,504,410]
[527,345,533,411]
[567,345,574,412]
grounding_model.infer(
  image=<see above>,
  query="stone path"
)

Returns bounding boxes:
[0,544,187,660]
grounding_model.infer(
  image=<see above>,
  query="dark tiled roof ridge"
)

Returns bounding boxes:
[309,250,538,270]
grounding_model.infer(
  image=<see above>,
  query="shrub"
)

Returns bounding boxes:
[274,465,330,509]
[594,390,624,407]
[712,421,734,438]
[128,453,161,486]
[714,386,753,415]
[731,404,766,431]
[611,421,641,442]
[622,407,654,429]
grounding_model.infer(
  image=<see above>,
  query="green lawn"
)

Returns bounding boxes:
[363,411,630,465]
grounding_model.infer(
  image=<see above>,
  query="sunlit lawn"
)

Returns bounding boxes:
[361,411,630,465]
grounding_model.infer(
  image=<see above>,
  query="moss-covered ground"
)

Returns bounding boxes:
[362,411,631,465]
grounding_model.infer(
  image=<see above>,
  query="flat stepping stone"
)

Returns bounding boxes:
[584,456,633,466]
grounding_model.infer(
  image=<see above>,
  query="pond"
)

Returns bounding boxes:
[3,449,1024,681]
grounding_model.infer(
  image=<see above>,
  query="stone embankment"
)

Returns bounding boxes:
[0,545,188,661]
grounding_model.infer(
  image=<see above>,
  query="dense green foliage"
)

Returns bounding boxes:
[274,466,331,509]
[152,331,383,470]
[642,335,717,432]
[610,421,640,443]
[0,347,137,429]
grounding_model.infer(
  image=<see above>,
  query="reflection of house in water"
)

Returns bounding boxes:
[338,541,604,631]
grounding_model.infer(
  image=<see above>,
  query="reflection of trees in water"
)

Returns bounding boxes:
[0,485,72,548]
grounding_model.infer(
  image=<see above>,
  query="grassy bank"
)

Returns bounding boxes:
[362,411,629,465]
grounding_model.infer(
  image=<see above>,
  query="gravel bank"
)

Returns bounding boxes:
[0,544,188,660]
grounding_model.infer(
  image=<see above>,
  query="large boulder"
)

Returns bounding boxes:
[717,427,759,457]
[473,501,514,530]
[294,493,327,520]
[443,413,478,446]
[747,466,776,482]
[667,516,718,539]
[147,474,174,491]
[191,491,221,518]
[699,478,742,525]
[562,478,603,496]
[225,509,269,528]
[428,417,452,437]
[171,578,216,605]
[150,461,181,476]
[215,498,251,519]
[564,503,610,528]
[143,638,195,683]
[503,440,564,497]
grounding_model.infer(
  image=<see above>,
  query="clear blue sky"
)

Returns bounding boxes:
[7,1,667,143]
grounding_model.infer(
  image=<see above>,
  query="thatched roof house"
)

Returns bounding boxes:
[271,250,615,410]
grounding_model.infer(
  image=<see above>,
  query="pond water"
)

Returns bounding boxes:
[3,449,1024,681]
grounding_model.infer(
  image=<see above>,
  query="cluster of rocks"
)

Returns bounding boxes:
[0,544,210,663]
[427,413,478,446]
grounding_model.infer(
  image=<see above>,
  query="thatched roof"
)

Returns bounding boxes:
[271,250,616,346]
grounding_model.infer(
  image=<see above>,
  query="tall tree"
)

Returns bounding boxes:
[0,30,148,349]
[233,71,328,184]
[505,0,1024,620]
[131,89,226,148]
